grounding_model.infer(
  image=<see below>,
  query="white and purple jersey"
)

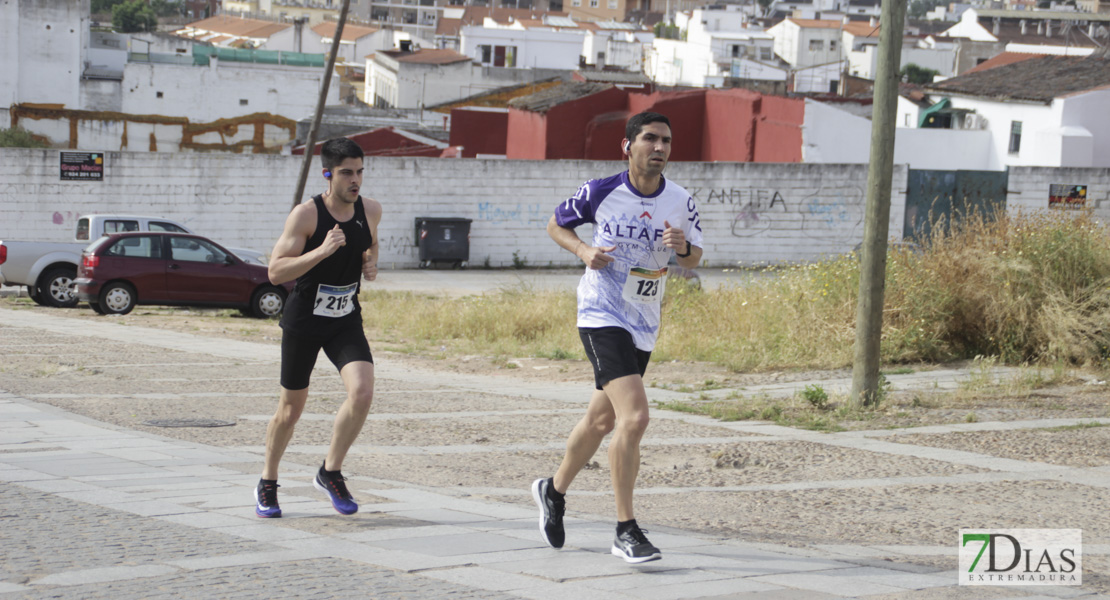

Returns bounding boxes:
[555,171,703,351]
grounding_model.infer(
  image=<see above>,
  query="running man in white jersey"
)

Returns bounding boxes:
[532,111,703,563]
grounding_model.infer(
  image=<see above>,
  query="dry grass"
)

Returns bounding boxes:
[360,285,582,359]
[360,211,1110,372]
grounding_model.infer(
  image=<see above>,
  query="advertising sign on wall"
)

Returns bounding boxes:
[1048,184,1086,210]
[60,152,104,181]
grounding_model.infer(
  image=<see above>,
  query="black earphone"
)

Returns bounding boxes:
[323,171,332,179]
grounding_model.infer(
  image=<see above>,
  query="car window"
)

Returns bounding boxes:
[170,237,227,264]
[105,235,162,259]
[150,221,188,233]
[85,235,114,253]
[76,218,90,241]
[104,220,140,234]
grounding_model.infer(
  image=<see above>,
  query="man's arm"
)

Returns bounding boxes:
[361,197,382,282]
[547,215,614,270]
[662,219,702,270]
[676,244,703,270]
[268,203,345,285]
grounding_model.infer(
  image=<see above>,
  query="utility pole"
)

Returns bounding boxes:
[849,0,907,406]
[291,0,352,212]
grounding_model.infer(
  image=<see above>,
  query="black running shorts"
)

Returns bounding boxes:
[280,327,374,390]
[578,326,652,391]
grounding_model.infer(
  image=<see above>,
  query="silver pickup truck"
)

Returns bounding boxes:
[0,215,266,308]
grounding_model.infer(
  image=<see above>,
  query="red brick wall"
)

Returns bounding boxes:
[502,87,805,162]
[542,87,628,160]
[753,95,804,163]
[505,108,547,160]
[449,108,508,158]
[702,88,761,162]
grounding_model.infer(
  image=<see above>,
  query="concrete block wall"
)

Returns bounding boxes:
[1,148,908,268]
[1006,167,1110,221]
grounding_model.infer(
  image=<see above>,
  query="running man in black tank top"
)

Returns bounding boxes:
[254,138,383,518]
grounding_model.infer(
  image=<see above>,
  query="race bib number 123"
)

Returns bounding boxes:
[621,266,667,305]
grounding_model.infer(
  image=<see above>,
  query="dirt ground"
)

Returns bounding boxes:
[3,297,1108,592]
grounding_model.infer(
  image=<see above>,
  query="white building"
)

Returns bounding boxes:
[847,39,957,80]
[366,47,474,108]
[939,8,1110,53]
[767,0,879,19]
[648,7,780,87]
[265,20,402,63]
[172,14,291,48]
[365,43,576,109]
[582,22,653,70]
[1,0,88,117]
[458,15,650,71]
[923,54,1110,168]
[767,18,843,68]
[461,19,586,70]
[2,0,338,152]
[809,53,1110,170]
[766,18,844,92]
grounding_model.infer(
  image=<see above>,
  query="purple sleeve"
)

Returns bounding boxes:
[554,180,599,228]
[553,173,623,229]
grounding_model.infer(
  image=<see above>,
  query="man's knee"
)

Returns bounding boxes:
[347,381,374,414]
[615,410,650,436]
[587,412,616,436]
[274,397,305,427]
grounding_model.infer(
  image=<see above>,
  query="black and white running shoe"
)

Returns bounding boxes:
[612,523,661,563]
[531,477,565,549]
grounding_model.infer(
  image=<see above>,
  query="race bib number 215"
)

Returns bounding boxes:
[313,283,357,318]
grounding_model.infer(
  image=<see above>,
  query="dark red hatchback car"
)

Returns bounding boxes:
[74,232,291,318]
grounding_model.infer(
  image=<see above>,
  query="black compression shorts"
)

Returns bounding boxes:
[578,326,651,391]
[280,327,373,390]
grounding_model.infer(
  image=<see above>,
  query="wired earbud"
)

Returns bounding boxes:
[623,141,631,153]
[323,171,332,179]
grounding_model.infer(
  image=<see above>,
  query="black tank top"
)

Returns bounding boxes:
[280,195,374,337]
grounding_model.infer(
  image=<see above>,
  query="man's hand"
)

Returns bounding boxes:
[319,224,346,257]
[662,220,686,253]
[362,249,377,281]
[577,243,616,270]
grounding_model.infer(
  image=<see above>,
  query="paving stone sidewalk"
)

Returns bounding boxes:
[1,308,1107,599]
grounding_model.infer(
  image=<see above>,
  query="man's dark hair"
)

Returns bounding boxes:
[625,112,671,143]
[320,137,365,170]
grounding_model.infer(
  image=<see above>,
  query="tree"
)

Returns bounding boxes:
[112,0,157,32]
[900,63,939,84]
[150,0,184,17]
[91,0,124,14]
[0,128,50,148]
[908,0,946,19]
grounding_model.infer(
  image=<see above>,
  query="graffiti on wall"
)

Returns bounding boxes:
[477,201,549,226]
[800,185,865,242]
[688,184,864,243]
[380,234,418,257]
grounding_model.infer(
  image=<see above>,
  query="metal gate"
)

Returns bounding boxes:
[903,169,1008,244]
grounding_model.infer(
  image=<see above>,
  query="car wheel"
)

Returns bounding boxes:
[89,301,106,315]
[250,285,286,319]
[98,282,136,315]
[38,267,78,308]
[28,286,48,306]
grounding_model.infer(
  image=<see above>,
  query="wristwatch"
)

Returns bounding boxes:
[676,240,691,258]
